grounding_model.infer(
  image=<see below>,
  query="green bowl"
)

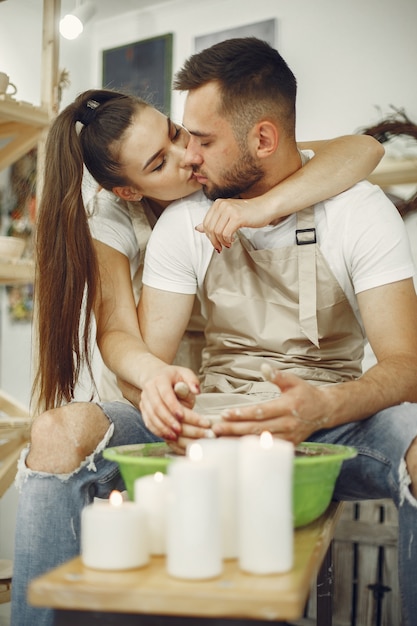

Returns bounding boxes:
[103,441,356,528]
[293,442,356,527]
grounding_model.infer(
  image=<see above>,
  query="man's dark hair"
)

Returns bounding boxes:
[174,37,297,143]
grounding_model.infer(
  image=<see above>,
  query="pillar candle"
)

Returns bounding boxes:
[81,490,149,570]
[166,443,222,580]
[134,471,171,556]
[193,438,239,559]
[238,432,294,574]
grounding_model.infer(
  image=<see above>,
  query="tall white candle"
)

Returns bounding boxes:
[238,432,294,574]
[134,471,171,556]
[193,438,239,559]
[81,490,149,570]
[166,443,222,580]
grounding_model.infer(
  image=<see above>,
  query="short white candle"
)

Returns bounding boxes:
[238,432,294,574]
[166,443,222,580]
[192,438,239,559]
[81,490,149,570]
[134,471,171,555]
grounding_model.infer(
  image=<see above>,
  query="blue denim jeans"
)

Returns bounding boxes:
[11,401,417,626]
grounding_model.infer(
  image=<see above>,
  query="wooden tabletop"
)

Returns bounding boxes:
[0,259,34,285]
[29,502,342,623]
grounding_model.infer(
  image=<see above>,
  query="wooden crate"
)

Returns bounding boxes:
[292,499,400,626]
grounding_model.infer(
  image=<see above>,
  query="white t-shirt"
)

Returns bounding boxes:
[143,184,415,332]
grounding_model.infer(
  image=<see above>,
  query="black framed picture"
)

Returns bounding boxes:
[102,33,173,115]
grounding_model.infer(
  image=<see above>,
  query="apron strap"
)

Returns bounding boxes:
[296,207,319,348]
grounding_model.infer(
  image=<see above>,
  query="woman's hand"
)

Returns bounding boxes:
[195,197,274,252]
[135,364,213,442]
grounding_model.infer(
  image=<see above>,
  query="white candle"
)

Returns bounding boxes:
[238,432,294,574]
[134,471,171,555]
[81,490,149,570]
[193,438,239,559]
[166,443,222,580]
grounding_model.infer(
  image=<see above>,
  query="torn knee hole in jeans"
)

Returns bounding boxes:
[399,457,417,508]
[14,422,115,490]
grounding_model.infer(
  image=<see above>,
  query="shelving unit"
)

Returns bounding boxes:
[0,2,59,286]
[0,1,61,507]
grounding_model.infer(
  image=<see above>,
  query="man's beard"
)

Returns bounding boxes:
[197,151,264,201]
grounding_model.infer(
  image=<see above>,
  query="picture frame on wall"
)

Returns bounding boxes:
[102,33,173,115]
[195,19,276,52]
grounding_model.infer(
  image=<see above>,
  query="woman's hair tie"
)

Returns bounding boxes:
[77,99,100,127]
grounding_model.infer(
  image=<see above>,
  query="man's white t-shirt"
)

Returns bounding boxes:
[142,183,415,333]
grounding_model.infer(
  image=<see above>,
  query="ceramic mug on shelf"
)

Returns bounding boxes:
[0,72,17,97]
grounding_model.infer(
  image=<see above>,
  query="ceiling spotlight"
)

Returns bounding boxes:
[59,1,96,40]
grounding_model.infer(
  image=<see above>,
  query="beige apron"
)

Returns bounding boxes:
[199,206,365,399]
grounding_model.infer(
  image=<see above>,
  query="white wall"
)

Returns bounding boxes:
[62,0,417,141]
[1,0,416,134]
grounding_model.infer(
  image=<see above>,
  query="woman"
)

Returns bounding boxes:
[35,88,383,416]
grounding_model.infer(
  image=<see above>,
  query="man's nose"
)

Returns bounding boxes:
[184,135,203,167]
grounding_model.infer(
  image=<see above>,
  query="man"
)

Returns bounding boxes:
[137,38,417,625]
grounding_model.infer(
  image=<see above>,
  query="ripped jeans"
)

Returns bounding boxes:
[11,401,417,626]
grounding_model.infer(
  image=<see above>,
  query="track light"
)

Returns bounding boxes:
[60,1,96,40]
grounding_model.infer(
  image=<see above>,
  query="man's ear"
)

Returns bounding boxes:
[251,121,279,158]
[113,186,143,202]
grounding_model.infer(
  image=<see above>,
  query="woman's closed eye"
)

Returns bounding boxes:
[152,158,166,172]
[151,122,185,172]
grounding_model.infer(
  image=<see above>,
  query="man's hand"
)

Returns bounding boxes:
[211,367,331,444]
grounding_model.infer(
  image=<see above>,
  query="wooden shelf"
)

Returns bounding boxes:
[0,441,27,499]
[367,156,417,188]
[0,97,51,171]
[0,390,30,498]
[0,260,34,285]
[0,0,61,173]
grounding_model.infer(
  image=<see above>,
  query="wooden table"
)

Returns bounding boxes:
[29,502,343,626]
